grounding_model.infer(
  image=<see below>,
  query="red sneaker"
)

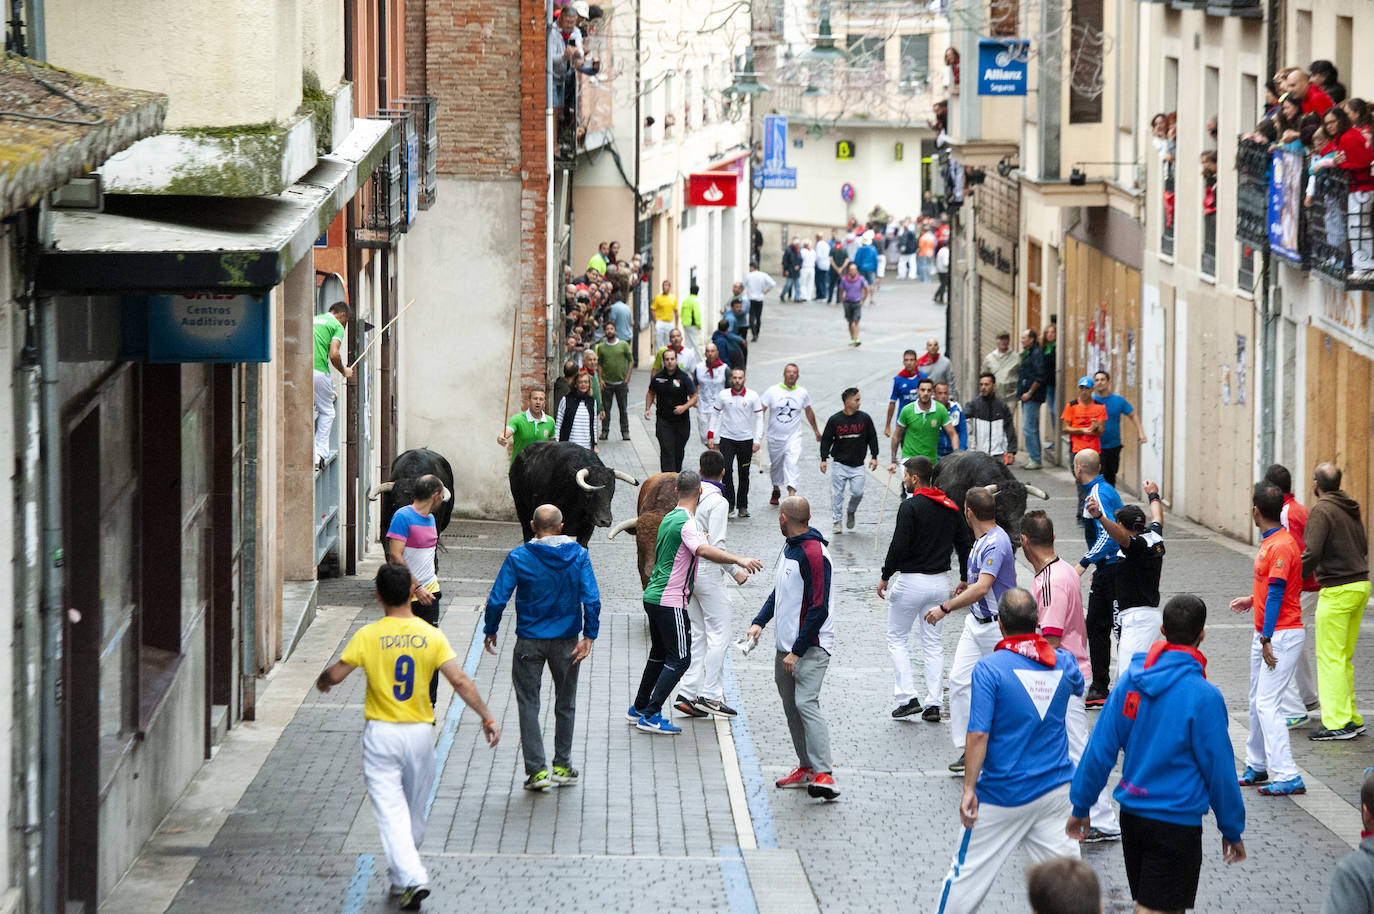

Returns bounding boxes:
[775,766,814,789]
[807,772,840,799]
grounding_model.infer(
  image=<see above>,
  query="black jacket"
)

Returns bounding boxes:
[820,410,879,467]
[1017,344,1049,402]
[782,247,801,277]
[899,229,918,255]
[882,488,973,580]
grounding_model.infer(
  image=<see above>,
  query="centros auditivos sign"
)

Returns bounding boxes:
[977,39,1029,96]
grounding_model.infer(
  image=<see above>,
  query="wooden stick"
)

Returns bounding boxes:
[502,297,520,427]
[873,469,894,551]
[347,298,415,370]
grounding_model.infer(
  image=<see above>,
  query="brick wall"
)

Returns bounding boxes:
[518,0,549,393]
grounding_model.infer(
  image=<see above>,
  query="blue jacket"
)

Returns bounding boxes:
[853,244,879,272]
[484,535,601,640]
[1070,643,1246,842]
[1080,474,1123,566]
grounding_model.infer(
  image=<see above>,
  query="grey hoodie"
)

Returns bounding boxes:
[1301,490,1370,586]
[1321,836,1374,914]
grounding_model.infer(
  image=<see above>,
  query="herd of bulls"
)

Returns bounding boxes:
[368,444,1048,583]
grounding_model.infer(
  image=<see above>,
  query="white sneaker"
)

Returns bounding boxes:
[832,522,843,535]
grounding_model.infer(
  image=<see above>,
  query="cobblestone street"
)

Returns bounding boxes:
[113,278,1373,913]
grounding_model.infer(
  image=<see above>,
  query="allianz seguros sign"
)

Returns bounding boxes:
[125,293,271,363]
[977,39,1029,96]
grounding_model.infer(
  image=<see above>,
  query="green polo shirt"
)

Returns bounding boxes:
[507,410,555,466]
[313,313,344,372]
[595,339,633,384]
[896,401,949,461]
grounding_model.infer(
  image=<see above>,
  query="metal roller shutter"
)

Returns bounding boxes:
[978,279,1014,360]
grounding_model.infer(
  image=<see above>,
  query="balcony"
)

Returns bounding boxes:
[352,121,403,248]
[1235,137,1269,250]
[398,96,438,210]
[1306,167,1374,290]
[1204,0,1262,15]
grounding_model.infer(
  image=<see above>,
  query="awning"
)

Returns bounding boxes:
[0,55,166,218]
[37,117,393,295]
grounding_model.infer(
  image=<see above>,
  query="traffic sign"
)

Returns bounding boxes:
[841,182,855,203]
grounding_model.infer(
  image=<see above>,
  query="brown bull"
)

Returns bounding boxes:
[606,472,679,587]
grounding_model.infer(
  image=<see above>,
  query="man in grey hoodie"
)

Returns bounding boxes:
[1321,768,1374,914]
[1301,462,1371,741]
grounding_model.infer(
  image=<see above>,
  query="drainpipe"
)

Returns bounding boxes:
[631,0,642,364]
[377,0,387,110]
[36,257,60,914]
[343,0,359,575]
[241,365,259,719]
[1257,0,1279,470]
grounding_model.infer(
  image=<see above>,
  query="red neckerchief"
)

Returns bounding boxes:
[1143,641,1208,679]
[995,633,1057,667]
[704,357,722,377]
[730,386,748,396]
[898,368,920,378]
[911,486,958,511]
[916,353,938,367]
[1364,830,1373,839]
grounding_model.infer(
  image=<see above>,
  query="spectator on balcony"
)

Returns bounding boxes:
[1309,59,1347,105]
[1341,98,1372,148]
[1320,106,1374,277]
[608,240,621,263]
[1207,115,1218,145]
[1264,78,1282,118]
[1201,150,1218,220]
[1284,67,1335,116]
[945,49,960,94]
[1150,113,1169,157]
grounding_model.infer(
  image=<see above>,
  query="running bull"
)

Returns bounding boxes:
[369,447,456,543]
[932,451,1049,550]
[605,472,679,587]
[509,441,639,547]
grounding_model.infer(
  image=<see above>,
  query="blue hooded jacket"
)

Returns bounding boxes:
[484,535,601,640]
[853,244,879,272]
[1069,642,1245,842]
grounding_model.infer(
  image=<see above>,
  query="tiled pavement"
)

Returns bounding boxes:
[122,278,1372,913]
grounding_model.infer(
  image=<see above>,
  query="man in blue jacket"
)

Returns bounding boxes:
[1067,594,1247,914]
[484,504,601,791]
[1077,448,1123,707]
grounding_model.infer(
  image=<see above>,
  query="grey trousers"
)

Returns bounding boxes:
[774,647,833,773]
[511,636,580,775]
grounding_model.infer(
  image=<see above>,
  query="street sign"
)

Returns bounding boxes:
[836,140,855,160]
[977,39,1029,96]
[756,115,798,189]
[841,182,855,203]
[894,142,904,161]
[126,293,271,363]
[753,169,797,189]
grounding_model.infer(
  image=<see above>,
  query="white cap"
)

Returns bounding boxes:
[571,0,590,17]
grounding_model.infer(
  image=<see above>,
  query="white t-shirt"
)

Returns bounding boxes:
[761,384,813,441]
[694,360,729,411]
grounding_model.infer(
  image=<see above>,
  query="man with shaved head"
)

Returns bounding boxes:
[1076,447,1123,709]
[483,504,602,790]
[748,497,840,799]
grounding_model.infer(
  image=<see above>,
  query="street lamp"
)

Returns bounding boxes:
[726,47,769,267]
[803,0,846,63]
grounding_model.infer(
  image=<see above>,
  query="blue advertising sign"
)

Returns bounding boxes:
[1267,148,1304,263]
[140,293,271,363]
[756,115,798,189]
[977,39,1029,96]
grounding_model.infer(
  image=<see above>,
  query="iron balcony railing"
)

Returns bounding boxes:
[353,120,403,248]
[1235,137,1270,250]
[1306,166,1374,290]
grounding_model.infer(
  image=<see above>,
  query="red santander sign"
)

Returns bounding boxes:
[687,172,738,207]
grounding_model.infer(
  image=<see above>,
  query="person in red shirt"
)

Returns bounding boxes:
[1265,464,1321,723]
[1285,67,1334,115]
[1320,106,1374,276]
[1230,482,1307,796]
[1062,377,1108,531]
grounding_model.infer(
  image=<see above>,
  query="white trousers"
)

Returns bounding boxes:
[1280,591,1321,716]
[937,783,1080,914]
[313,369,336,463]
[948,614,1004,750]
[799,267,815,300]
[767,435,802,489]
[897,253,917,278]
[876,255,887,277]
[829,462,867,524]
[362,720,435,889]
[655,320,674,349]
[1245,628,1304,782]
[887,573,949,706]
[680,581,731,701]
[1116,606,1163,679]
[1065,694,1119,832]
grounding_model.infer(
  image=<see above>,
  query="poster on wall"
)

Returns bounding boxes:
[1268,149,1304,262]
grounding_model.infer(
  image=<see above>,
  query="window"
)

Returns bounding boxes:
[989,0,1018,37]
[1238,244,1255,292]
[1027,240,1043,333]
[1068,0,1104,124]
[701,66,711,123]
[899,34,931,95]
[1201,66,1218,277]
[683,70,693,129]
[846,34,886,69]
[1160,56,1178,257]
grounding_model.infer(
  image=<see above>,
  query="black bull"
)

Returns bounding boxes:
[931,451,1050,550]
[370,448,456,547]
[509,442,639,546]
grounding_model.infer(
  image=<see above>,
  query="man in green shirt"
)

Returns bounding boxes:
[498,389,556,468]
[313,302,352,469]
[594,322,634,441]
[680,283,703,349]
[889,377,957,471]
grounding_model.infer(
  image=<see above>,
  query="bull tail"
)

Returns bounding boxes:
[607,517,637,540]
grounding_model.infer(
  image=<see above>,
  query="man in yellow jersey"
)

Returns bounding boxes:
[316,563,500,910]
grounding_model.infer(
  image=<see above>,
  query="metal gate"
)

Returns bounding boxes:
[978,279,1015,362]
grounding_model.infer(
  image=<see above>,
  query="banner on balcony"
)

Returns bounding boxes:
[688,173,738,207]
[977,39,1029,96]
[1268,148,1304,263]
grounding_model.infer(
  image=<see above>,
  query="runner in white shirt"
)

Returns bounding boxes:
[760,363,822,504]
[742,264,777,341]
[707,368,764,516]
[693,343,730,445]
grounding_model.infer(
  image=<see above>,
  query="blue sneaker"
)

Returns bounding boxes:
[635,713,682,735]
[1285,714,1309,729]
[625,705,643,724]
[1237,766,1268,786]
[1257,776,1306,796]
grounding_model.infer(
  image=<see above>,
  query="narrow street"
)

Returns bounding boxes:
[108,277,1371,913]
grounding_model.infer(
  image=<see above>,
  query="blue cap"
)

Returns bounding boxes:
[1077,376,1094,388]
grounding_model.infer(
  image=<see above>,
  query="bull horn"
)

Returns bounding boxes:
[613,469,640,486]
[983,484,999,496]
[575,468,605,492]
[367,481,395,500]
[607,517,637,540]
[1025,484,1050,500]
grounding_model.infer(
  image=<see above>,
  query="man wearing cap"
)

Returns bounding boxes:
[1062,377,1107,534]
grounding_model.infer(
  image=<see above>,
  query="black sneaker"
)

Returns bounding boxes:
[921,704,942,723]
[674,695,709,718]
[737,508,750,518]
[622,433,631,441]
[1311,724,1363,741]
[599,431,609,441]
[891,698,922,719]
[1350,722,1368,736]
[694,697,738,718]
[948,752,966,774]
[399,885,430,911]
[1085,687,1109,709]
